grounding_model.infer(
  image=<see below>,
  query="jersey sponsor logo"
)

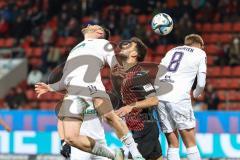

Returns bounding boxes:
[143,83,154,92]
[160,75,175,83]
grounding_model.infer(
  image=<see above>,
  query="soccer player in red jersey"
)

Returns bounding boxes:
[115,37,162,160]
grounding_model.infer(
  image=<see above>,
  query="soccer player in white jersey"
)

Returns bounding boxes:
[35,25,144,160]
[156,34,206,160]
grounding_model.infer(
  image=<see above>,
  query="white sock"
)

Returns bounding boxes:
[121,132,142,158]
[92,142,115,159]
[187,146,201,160]
[167,147,180,160]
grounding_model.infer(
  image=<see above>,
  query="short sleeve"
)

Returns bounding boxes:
[101,40,118,69]
[160,55,168,67]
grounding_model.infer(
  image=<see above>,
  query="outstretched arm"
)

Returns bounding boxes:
[115,96,158,117]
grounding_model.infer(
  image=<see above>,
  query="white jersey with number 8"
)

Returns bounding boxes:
[157,45,207,103]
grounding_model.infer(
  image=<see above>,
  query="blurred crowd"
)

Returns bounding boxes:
[0,0,240,110]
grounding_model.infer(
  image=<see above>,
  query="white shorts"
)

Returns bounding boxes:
[157,100,196,133]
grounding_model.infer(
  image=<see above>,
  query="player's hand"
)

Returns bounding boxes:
[60,141,71,158]
[35,82,53,98]
[115,105,133,117]
[111,64,126,78]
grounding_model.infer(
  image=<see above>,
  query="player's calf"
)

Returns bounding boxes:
[179,128,201,160]
[165,131,180,160]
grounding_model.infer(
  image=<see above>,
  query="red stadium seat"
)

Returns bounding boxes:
[219,34,232,43]
[222,23,232,32]
[217,90,226,101]
[207,56,215,65]
[237,92,240,101]
[233,23,240,32]
[5,38,15,48]
[222,66,231,77]
[208,34,219,43]
[232,66,240,77]
[227,90,239,101]
[156,45,166,55]
[212,23,222,32]
[230,79,240,89]
[217,78,229,89]
[0,39,5,47]
[228,103,240,110]
[201,34,210,44]
[202,34,220,44]
[218,103,226,110]
[202,23,212,32]
[207,67,221,77]
[205,44,218,55]
[219,102,240,110]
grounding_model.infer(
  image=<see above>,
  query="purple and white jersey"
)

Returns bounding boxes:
[157,45,207,103]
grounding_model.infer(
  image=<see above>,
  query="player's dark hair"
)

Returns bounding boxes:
[103,27,110,40]
[130,37,147,62]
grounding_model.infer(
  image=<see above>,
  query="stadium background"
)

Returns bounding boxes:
[0,0,240,159]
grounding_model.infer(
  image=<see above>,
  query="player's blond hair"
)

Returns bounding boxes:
[184,34,204,47]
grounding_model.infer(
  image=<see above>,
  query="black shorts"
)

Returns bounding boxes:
[129,122,162,159]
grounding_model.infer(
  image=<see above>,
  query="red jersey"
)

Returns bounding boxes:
[120,64,155,131]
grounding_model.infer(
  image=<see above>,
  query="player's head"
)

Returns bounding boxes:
[119,37,147,63]
[81,24,110,40]
[184,34,204,49]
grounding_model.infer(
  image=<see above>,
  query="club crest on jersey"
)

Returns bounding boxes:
[143,83,154,92]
